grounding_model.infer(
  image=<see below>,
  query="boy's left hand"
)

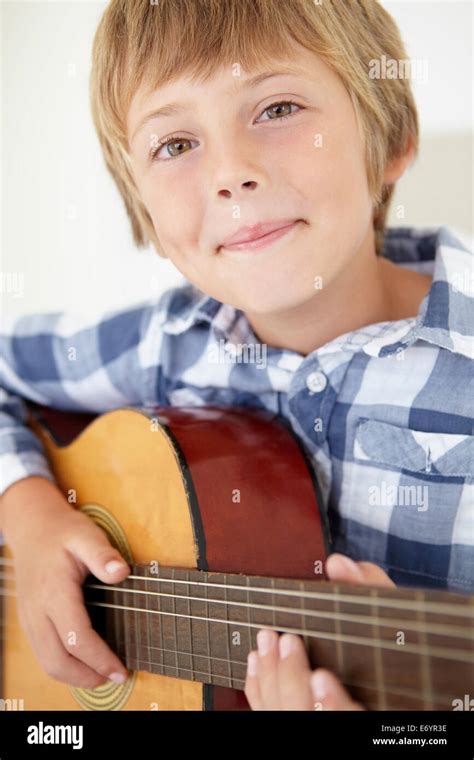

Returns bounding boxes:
[244,553,395,710]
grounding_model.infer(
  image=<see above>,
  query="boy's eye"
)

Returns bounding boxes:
[149,99,303,162]
[258,100,301,122]
[151,136,193,161]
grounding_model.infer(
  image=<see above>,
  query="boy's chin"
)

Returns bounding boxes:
[234,286,318,319]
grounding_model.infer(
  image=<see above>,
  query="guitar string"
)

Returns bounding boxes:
[114,653,456,708]
[0,611,460,704]
[0,559,472,617]
[0,572,471,639]
[82,598,474,663]
[120,573,474,616]
[0,586,472,663]
[0,624,456,709]
[0,563,467,706]
[73,581,474,639]
[0,611,466,709]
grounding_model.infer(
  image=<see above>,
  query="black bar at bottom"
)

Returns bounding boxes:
[0,710,473,757]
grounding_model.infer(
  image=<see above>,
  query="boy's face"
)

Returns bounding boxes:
[127,43,378,314]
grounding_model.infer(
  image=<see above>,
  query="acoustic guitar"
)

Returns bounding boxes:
[0,401,472,711]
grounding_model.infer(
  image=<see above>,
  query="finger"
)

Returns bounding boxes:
[49,579,128,683]
[357,561,396,587]
[65,521,130,584]
[310,668,364,711]
[326,553,395,588]
[26,612,109,689]
[254,629,281,709]
[277,634,314,709]
[244,651,262,710]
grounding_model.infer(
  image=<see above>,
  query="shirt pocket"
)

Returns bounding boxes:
[343,418,474,591]
[353,418,474,479]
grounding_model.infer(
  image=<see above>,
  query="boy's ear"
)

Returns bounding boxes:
[383,134,416,185]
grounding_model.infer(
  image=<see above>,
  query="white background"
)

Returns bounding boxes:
[1,0,473,319]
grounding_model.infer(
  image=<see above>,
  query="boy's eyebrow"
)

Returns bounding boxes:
[130,67,308,143]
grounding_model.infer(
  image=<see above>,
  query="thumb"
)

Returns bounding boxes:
[66,521,130,584]
[325,553,395,588]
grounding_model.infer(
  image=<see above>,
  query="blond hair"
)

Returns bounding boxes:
[90,0,419,256]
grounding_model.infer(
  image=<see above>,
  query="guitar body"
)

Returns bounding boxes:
[2,403,328,711]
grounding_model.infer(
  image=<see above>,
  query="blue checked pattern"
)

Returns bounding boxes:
[1,225,473,591]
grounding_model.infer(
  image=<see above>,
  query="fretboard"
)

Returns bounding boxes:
[84,563,474,711]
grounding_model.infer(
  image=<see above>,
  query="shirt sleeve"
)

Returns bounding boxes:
[0,293,172,497]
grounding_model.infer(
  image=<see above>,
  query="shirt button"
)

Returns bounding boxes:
[306,370,328,393]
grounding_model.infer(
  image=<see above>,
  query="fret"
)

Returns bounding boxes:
[415,589,434,709]
[356,585,430,709]
[370,587,386,710]
[123,574,131,673]
[159,567,176,676]
[271,578,277,632]
[186,570,194,683]
[223,574,232,686]
[207,571,232,687]
[177,568,194,680]
[333,583,345,677]
[298,579,306,661]
[345,591,379,700]
[298,577,316,690]
[246,575,253,657]
[223,572,251,686]
[428,592,473,705]
[144,568,151,680]
[110,580,122,665]
[135,569,141,675]
[157,565,164,671]
[108,569,120,661]
[205,573,211,681]
[140,563,162,672]
[171,567,180,677]
[303,575,341,678]
[177,568,210,684]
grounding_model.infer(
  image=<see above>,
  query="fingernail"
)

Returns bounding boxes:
[279,634,295,659]
[311,670,329,702]
[105,560,126,574]
[109,672,127,684]
[257,629,273,656]
[247,651,258,677]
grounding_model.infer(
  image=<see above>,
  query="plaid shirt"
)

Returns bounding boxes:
[1,225,473,592]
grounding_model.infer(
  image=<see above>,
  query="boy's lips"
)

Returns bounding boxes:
[218,218,304,251]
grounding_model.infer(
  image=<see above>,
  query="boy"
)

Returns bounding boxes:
[1,0,472,710]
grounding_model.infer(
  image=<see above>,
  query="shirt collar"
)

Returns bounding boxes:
[163,226,473,360]
[362,225,473,359]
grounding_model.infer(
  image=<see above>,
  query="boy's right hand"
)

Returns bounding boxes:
[1,476,130,689]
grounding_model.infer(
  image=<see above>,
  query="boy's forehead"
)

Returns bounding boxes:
[127,45,326,138]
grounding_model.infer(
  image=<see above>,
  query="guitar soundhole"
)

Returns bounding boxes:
[71,503,135,711]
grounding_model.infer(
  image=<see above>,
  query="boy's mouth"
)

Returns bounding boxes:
[218,218,304,253]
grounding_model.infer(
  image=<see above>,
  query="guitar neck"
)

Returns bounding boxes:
[84,562,474,711]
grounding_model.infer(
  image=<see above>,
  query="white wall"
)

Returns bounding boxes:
[1,0,472,320]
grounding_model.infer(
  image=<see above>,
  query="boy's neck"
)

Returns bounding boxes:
[244,230,433,357]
